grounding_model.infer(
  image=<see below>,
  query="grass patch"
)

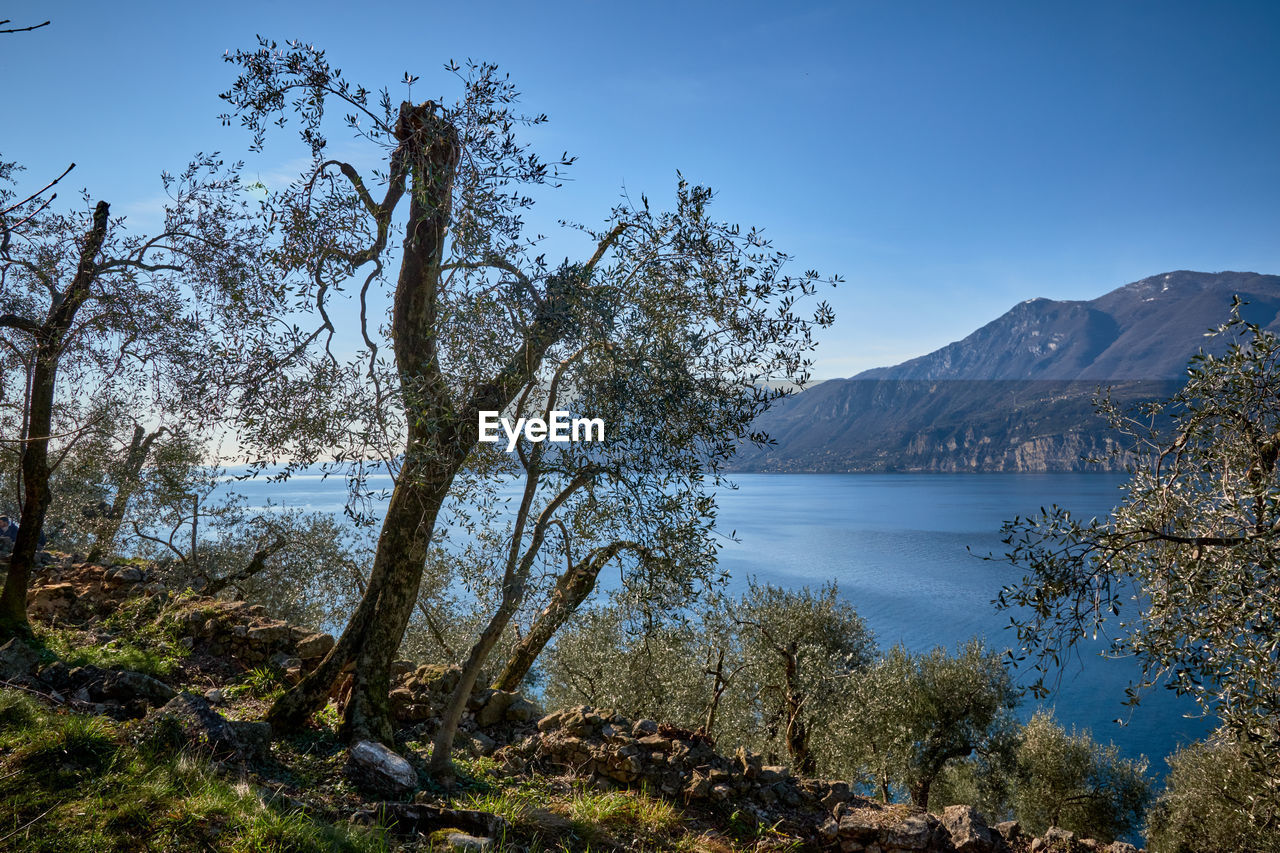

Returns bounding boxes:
[456,780,546,825]
[560,783,684,840]
[224,665,285,701]
[0,688,41,732]
[0,689,388,853]
[453,775,692,852]
[35,623,181,679]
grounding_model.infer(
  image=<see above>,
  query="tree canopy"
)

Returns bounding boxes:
[213,40,838,776]
[0,152,275,638]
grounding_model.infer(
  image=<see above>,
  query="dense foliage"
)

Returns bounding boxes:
[1147,728,1280,853]
[838,640,1020,808]
[544,581,876,772]
[1010,712,1151,842]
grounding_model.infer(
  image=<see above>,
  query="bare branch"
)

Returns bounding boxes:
[0,19,50,34]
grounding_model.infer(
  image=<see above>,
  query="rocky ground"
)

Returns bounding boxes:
[0,554,1143,852]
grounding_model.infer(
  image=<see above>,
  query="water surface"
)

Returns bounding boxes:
[232,469,1213,766]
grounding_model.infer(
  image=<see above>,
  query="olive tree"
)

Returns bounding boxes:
[543,605,715,727]
[1011,711,1151,842]
[543,581,877,775]
[729,581,877,773]
[0,401,178,557]
[0,154,272,638]
[995,305,1280,763]
[838,640,1020,808]
[216,39,837,767]
[1147,728,1280,853]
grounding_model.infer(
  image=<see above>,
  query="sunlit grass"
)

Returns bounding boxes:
[34,623,181,679]
[0,688,388,853]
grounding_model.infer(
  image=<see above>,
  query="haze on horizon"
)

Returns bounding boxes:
[3,0,1278,378]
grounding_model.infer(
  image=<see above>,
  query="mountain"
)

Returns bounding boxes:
[732,271,1280,472]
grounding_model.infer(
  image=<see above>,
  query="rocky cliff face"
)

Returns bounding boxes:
[732,271,1279,473]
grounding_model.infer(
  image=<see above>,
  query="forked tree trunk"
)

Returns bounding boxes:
[268,101,587,751]
[426,468,585,780]
[0,201,109,640]
[426,584,522,782]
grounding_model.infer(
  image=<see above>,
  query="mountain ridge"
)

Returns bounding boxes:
[853,270,1280,382]
[732,271,1280,472]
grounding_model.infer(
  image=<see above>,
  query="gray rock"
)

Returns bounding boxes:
[942,804,998,853]
[150,692,246,759]
[96,669,176,706]
[442,833,491,853]
[632,718,659,735]
[1034,827,1080,852]
[269,651,301,670]
[294,632,334,660]
[837,812,882,845]
[469,731,497,756]
[1103,843,1139,853]
[995,821,1023,843]
[229,720,272,761]
[36,660,72,687]
[476,690,518,728]
[886,814,939,851]
[346,740,417,796]
[504,695,540,723]
[820,783,851,809]
[0,638,40,679]
[247,623,291,646]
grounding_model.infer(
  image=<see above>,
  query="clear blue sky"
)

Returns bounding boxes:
[4,1,1279,377]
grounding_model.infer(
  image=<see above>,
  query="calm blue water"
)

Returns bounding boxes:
[713,474,1213,767]
[229,470,1212,767]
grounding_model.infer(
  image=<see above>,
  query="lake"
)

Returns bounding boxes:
[231,470,1213,768]
[713,473,1213,767]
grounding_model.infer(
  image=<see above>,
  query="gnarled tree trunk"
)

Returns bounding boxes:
[268,103,461,743]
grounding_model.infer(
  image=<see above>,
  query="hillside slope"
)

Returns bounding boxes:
[732,271,1280,472]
